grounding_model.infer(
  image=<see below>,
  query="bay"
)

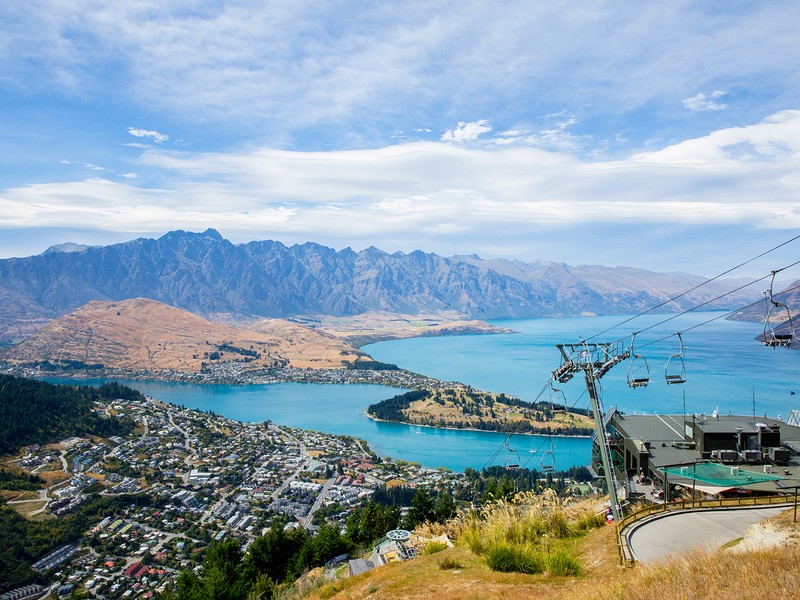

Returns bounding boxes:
[364,312,800,420]
[51,312,794,474]
[50,378,589,473]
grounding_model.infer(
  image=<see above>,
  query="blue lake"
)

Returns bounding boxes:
[366,312,800,419]
[57,378,590,473]
[55,312,799,473]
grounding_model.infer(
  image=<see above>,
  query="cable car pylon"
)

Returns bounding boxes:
[553,340,628,522]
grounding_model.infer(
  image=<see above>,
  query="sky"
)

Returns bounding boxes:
[1,1,799,278]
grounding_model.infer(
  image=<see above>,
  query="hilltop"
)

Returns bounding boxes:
[368,388,594,436]
[0,298,366,375]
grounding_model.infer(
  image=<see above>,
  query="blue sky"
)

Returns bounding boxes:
[1,1,799,277]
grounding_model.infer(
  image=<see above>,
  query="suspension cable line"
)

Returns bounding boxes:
[584,233,800,343]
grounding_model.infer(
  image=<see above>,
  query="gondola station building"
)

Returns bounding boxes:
[594,410,800,498]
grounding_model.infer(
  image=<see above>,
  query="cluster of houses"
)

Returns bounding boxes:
[5,395,472,599]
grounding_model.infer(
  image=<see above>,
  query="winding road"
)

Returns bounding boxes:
[626,506,791,563]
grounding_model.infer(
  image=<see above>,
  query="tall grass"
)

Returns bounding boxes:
[484,543,544,574]
[566,543,800,600]
[422,541,448,555]
[445,489,598,576]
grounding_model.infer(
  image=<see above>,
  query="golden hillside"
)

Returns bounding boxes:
[0,298,365,372]
[289,311,512,347]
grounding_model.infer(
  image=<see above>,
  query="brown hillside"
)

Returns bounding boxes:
[395,388,594,435]
[288,311,513,347]
[0,298,364,372]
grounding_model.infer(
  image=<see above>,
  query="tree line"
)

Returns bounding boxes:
[0,375,137,454]
[164,486,456,599]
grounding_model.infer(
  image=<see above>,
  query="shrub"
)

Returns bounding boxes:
[575,511,605,531]
[547,550,581,576]
[484,543,544,574]
[545,510,573,538]
[422,541,448,555]
[437,556,463,570]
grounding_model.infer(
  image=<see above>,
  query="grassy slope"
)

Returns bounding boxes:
[308,525,619,600]
[402,388,595,433]
[307,507,800,600]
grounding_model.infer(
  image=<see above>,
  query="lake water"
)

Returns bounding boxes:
[58,377,590,473]
[366,312,800,419]
[54,312,799,473]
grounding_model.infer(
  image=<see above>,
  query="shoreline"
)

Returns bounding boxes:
[365,413,592,439]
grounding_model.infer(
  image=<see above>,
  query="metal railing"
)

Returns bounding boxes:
[615,494,793,566]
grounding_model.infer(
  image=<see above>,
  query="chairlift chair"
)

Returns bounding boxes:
[503,442,520,471]
[540,438,556,473]
[626,333,650,388]
[549,381,567,415]
[664,332,687,385]
[763,271,796,348]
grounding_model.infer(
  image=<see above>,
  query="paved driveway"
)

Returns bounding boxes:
[627,506,790,563]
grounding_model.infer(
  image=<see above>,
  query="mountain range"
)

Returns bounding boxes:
[0,229,758,343]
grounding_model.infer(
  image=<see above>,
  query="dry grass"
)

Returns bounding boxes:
[36,470,69,486]
[402,390,595,433]
[566,544,800,600]
[303,497,800,600]
[305,524,800,600]
[0,490,39,501]
[307,545,577,600]
[10,499,50,520]
[449,490,595,555]
[305,492,611,600]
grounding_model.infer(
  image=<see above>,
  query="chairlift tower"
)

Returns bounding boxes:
[553,341,629,522]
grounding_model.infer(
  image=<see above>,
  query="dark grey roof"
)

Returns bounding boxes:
[612,414,688,442]
[614,413,800,442]
[349,558,374,576]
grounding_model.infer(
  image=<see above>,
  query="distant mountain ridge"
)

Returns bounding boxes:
[0,229,755,342]
[728,278,800,327]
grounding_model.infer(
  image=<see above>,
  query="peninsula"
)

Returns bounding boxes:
[368,388,595,436]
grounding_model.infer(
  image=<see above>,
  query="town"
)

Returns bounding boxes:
[3,394,479,599]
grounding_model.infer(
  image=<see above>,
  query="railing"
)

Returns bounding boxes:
[614,494,793,566]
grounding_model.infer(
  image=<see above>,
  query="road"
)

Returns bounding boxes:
[168,411,196,484]
[267,425,308,505]
[304,477,335,528]
[626,506,791,563]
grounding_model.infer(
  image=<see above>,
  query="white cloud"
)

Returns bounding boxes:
[120,172,138,179]
[127,127,168,143]
[632,110,800,165]
[3,111,798,237]
[493,114,584,151]
[682,90,728,112]
[441,120,493,143]
[1,2,798,156]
